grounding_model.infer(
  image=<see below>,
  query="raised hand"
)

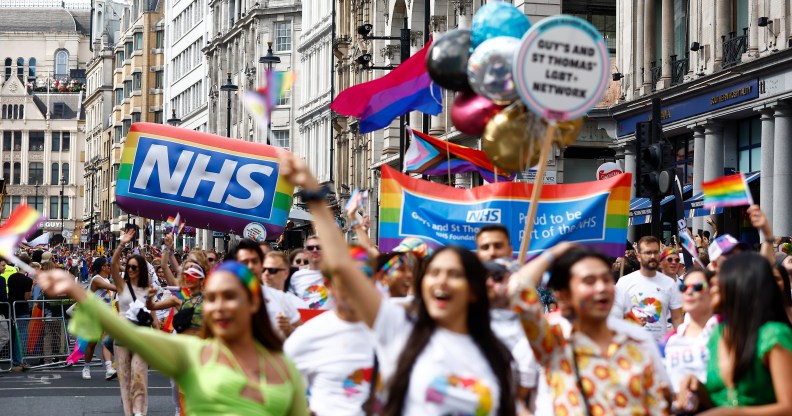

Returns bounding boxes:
[120,228,135,245]
[277,149,319,190]
[36,269,87,302]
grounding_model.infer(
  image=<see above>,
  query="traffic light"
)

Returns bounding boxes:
[635,121,675,197]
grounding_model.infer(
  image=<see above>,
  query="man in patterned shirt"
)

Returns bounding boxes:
[510,243,670,415]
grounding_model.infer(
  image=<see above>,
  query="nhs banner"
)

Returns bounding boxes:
[116,123,295,238]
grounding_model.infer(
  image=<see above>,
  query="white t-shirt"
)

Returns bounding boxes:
[263,286,301,328]
[611,270,682,342]
[662,315,720,392]
[373,300,501,416]
[490,309,538,390]
[284,311,378,416]
[288,269,335,310]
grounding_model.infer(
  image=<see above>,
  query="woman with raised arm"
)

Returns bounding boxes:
[110,228,155,416]
[37,261,307,416]
[278,150,515,416]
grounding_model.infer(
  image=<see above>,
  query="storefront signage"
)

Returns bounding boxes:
[617,79,759,137]
[596,162,623,180]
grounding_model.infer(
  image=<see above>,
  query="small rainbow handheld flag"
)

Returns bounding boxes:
[344,189,368,227]
[166,286,191,301]
[701,173,753,209]
[0,205,45,274]
[242,69,295,137]
[166,213,185,235]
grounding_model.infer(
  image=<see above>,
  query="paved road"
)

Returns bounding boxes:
[0,364,175,415]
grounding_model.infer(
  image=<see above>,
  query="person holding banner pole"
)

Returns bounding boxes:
[277,149,515,416]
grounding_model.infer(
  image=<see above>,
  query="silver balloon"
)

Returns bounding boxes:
[467,37,521,105]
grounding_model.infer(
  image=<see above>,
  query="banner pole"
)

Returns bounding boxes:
[517,122,556,264]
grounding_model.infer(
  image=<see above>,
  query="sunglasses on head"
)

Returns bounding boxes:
[678,281,708,293]
[264,267,285,274]
[294,259,309,265]
[305,245,321,252]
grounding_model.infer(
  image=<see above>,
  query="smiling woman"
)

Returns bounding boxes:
[35,261,307,416]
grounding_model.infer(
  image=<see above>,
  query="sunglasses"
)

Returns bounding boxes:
[127,265,139,271]
[678,281,708,293]
[206,257,217,263]
[665,258,681,263]
[293,259,309,265]
[305,245,321,252]
[264,267,285,274]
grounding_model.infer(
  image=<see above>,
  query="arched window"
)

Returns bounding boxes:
[62,162,70,184]
[2,162,9,181]
[18,105,23,119]
[4,58,11,81]
[16,57,23,81]
[28,57,36,78]
[12,162,21,185]
[1,105,6,119]
[55,50,69,80]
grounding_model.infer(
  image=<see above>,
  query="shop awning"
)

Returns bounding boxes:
[684,172,760,218]
[289,207,312,222]
[629,184,693,226]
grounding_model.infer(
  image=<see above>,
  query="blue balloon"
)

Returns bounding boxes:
[471,2,531,48]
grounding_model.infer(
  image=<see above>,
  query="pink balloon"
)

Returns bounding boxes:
[451,91,505,136]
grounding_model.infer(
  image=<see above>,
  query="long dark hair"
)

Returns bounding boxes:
[776,265,792,308]
[383,246,515,416]
[199,261,283,352]
[125,254,149,288]
[719,252,791,383]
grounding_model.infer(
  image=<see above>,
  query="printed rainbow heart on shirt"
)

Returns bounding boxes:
[302,285,329,309]
[342,367,379,398]
[627,294,662,323]
[425,374,493,416]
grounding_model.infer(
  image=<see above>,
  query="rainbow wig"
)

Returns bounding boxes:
[211,261,261,299]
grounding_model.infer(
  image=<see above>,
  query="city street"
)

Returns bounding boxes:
[0,366,174,415]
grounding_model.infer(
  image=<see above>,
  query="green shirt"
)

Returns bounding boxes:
[705,322,792,407]
[72,294,307,416]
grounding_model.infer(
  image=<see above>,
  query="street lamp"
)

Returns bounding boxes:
[220,73,238,139]
[34,180,40,212]
[167,108,182,126]
[60,174,65,239]
[259,42,281,146]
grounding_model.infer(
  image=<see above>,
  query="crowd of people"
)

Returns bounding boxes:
[2,150,791,415]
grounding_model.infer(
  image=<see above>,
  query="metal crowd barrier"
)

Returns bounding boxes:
[13,300,73,367]
[0,302,11,372]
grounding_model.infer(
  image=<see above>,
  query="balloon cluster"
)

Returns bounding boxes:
[426,2,584,174]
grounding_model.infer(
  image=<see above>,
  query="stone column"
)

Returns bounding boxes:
[748,0,759,58]
[659,0,674,89]
[429,15,447,135]
[715,0,730,69]
[635,0,644,95]
[692,125,706,232]
[773,105,792,237]
[758,108,775,237]
[703,122,723,235]
[642,0,656,94]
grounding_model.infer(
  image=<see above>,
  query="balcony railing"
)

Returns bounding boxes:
[722,29,748,69]
[650,61,661,91]
[671,54,689,86]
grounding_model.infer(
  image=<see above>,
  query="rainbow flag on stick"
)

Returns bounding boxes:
[166,286,191,301]
[0,205,45,274]
[166,214,185,236]
[701,173,753,209]
[242,69,295,137]
[344,189,368,227]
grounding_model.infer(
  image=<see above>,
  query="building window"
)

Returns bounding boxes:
[155,70,163,88]
[153,110,163,124]
[28,196,43,212]
[62,197,70,219]
[114,126,122,143]
[28,57,36,78]
[123,119,131,138]
[272,130,290,149]
[29,131,45,151]
[51,163,59,185]
[277,90,290,106]
[62,163,70,184]
[275,22,292,51]
[9,196,20,214]
[52,132,60,151]
[2,162,9,181]
[4,58,10,81]
[132,112,141,123]
[16,57,24,81]
[124,80,132,97]
[134,32,143,50]
[116,51,124,67]
[125,42,133,57]
[12,162,20,185]
[1,197,8,220]
[62,132,70,151]
[50,196,59,219]
[3,131,11,151]
[115,88,124,105]
[155,31,164,48]
[55,50,69,80]
[13,131,21,151]
[29,162,43,185]
[133,72,142,89]
[737,116,761,173]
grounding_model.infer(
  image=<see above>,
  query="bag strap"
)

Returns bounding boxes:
[125,278,137,302]
[570,337,593,416]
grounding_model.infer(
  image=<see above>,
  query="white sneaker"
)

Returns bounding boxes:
[81,366,91,380]
[105,367,117,380]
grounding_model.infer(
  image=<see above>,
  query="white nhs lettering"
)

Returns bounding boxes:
[132,143,274,210]
[465,208,502,223]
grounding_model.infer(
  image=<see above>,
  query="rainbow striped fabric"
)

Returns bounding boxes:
[701,173,753,209]
[242,70,295,130]
[167,286,191,301]
[379,165,630,258]
[0,205,45,273]
[166,214,185,235]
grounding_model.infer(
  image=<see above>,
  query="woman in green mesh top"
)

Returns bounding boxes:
[37,261,307,416]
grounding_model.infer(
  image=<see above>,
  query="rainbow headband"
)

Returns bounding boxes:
[349,246,374,278]
[213,261,261,299]
[661,248,678,261]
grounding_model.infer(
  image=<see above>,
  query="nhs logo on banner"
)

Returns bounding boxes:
[127,136,279,219]
[465,208,502,223]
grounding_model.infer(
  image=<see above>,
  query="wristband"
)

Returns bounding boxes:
[300,185,330,203]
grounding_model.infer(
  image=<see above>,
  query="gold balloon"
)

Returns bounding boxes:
[482,104,543,173]
[546,118,585,147]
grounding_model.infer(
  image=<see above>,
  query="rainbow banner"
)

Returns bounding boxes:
[116,123,295,238]
[379,166,630,258]
[701,173,753,209]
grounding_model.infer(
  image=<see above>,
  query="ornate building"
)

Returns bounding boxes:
[0,5,92,243]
